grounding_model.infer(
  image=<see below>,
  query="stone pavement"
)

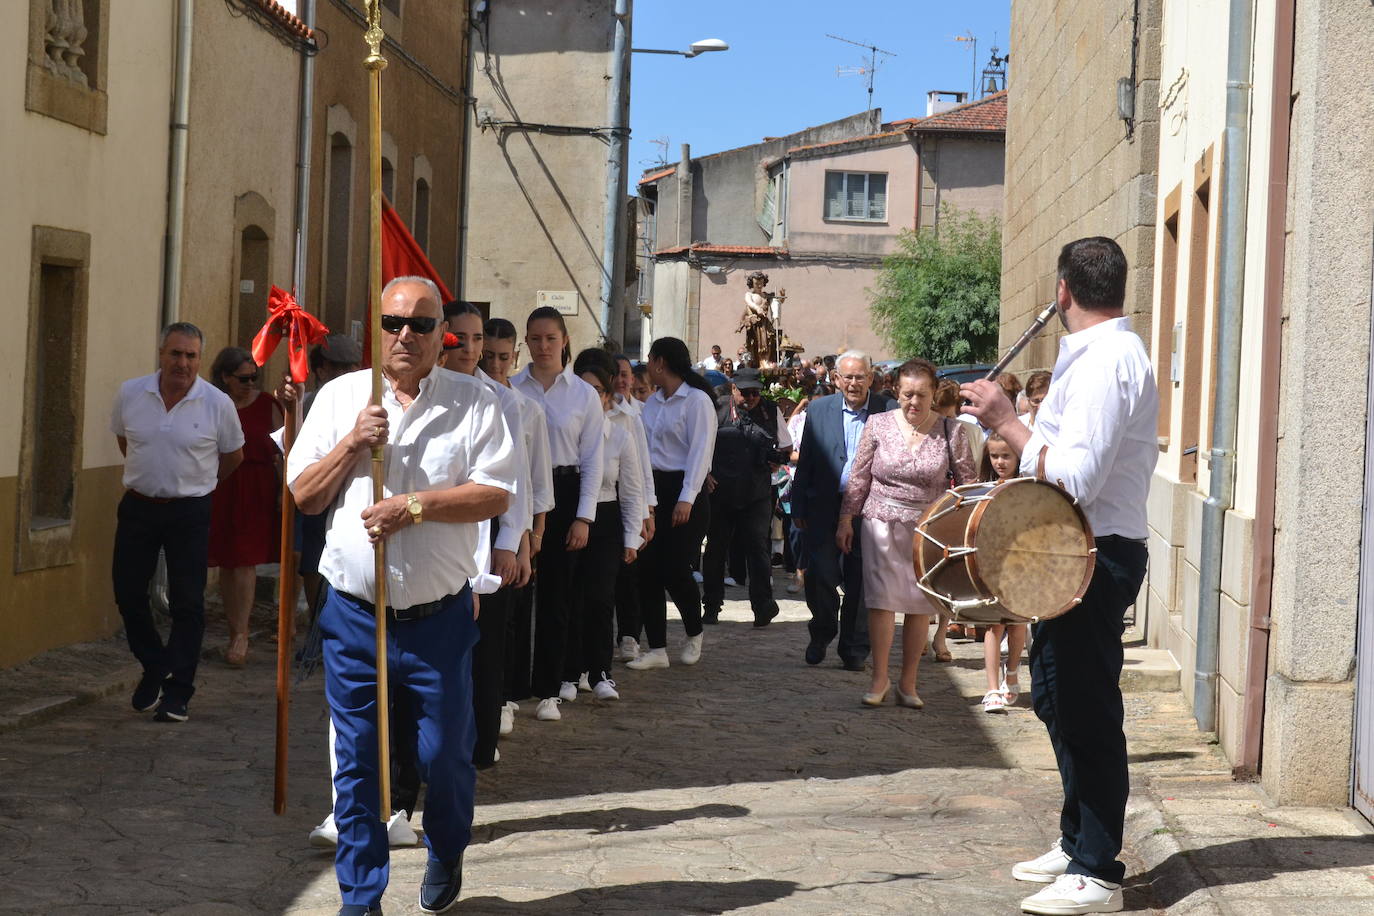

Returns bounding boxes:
[1,580,1371,914]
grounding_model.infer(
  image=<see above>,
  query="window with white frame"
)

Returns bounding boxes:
[824,171,887,222]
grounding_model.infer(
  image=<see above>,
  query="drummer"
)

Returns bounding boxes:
[960,236,1158,916]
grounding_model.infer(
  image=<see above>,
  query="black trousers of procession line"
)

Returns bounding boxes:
[639,470,709,650]
[564,500,621,687]
[803,514,870,666]
[615,555,642,645]
[703,491,779,622]
[532,473,582,700]
[111,492,213,706]
[1030,535,1148,886]
[472,582,511,768]
[504,581,534,702]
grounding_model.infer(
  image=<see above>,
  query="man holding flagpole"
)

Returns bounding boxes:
[288,276,518,915]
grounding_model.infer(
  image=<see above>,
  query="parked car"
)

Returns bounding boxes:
[936,363,995,385]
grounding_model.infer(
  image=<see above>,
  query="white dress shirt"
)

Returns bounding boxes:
[511,384,554,518]
[1020,316,1159,539]
[475,367,531,553]
[287,367,518,608]
[611,394,656,511]
[110,373,244,498]
[642,382,717,504]
[511,363,605,520]
[598,416,648,548]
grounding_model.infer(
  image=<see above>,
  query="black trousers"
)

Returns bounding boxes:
[111,492,212,705]
[639,470,709,649]
[504,582,535,702]
[703,491,778,621]
[1031,535,1148,885]
[532,474,582,699]
[615,555,642,644]
[472,583,511,768]
[565,500,621,685]
[803,514,870,665]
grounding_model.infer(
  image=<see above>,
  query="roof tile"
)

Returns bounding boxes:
[889,89,1007,132]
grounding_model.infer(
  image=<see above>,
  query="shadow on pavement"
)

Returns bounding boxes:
[472,802,750,843]
[460,877,801,913]
[1132,835,1374,909]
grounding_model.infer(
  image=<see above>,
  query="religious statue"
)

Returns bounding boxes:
[738,271,786,366]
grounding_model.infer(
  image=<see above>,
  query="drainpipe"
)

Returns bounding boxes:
[1194,0,1256,733]
[161,0,194,328]
[292,0,317,300]
[597,0,630,344]
[1237,0,1296,778]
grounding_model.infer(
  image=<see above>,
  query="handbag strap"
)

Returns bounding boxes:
[943,417,960,486]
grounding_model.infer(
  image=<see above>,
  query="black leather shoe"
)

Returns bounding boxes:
[337,905,382,916]
[804,642,826,665]
[131,673,163,712]
[753,604,780,628]
[841,658,867,672]
[419,852,464,913]
[702,609,720,625]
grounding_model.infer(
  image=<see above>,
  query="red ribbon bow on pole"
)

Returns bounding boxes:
[251,286,330,383]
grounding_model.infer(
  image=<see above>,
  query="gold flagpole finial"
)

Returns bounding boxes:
[363,0,388,71]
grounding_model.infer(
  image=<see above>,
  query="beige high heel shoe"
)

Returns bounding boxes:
[862,683,891,707]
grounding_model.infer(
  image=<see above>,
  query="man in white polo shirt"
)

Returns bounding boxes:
[111,321,244,723]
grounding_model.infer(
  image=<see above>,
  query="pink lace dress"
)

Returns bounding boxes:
[840,411,977,613]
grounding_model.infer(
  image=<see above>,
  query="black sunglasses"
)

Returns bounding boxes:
[739,388,762,397]
[380,314,438,335]
[232,371,259,383]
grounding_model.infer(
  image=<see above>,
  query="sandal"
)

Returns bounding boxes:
[933,647,953,663]
[1001,668,1021,704]
[982,690,1007,713]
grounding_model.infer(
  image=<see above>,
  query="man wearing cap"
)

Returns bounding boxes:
[701,367,791,626]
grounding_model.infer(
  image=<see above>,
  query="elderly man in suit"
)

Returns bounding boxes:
[791,350,896,670]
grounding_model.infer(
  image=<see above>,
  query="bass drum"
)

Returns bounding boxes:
[913,477,1095,624]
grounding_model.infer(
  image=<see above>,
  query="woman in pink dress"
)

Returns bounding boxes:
[839,358,976,708]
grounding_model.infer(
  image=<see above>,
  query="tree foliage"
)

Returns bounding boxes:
[868,205,1002,365]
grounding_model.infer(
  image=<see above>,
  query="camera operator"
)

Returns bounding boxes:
[701,368,792,627]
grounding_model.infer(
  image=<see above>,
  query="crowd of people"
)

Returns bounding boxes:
[106,236,1157,916]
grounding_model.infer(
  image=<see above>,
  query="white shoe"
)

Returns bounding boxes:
[723,576,739,587]
[982,690,1008,713]
[626,647,669,670]
[593,678,620,700]
[618,636,640,661]
[1019,873,1122,914]
[499,701,516,736]
[692,570,704,583]
[536,697,562,721]
[680,633,703,666]
[493,747,500,762]
[387,809,419,847]
[577,672,592,692]
[1013,838,1073,883]
[308,813,338,848]
[558,681,578,702]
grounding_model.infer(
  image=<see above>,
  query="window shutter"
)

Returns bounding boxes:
[758,176,776,235]
[869,173,887,220]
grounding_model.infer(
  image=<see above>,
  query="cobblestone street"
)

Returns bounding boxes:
[1,582,1371,915]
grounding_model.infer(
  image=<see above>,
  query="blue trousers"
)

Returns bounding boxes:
[1030,536,1148,885]
[321,584,478,908]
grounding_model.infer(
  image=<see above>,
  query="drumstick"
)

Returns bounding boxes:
[983,301,1058,382]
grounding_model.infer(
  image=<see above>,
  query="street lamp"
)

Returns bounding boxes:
[632,38,730,58]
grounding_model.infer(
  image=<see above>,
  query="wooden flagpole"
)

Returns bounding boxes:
[273,393,300,816]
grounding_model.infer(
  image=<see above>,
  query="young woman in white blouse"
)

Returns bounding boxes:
[511,307,605,722]
[610,353,656,661]
[627,337,718,670]
[564,349,646,700]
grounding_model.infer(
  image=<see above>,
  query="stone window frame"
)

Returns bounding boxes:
[16,226,91,573]
[25,0,110,134]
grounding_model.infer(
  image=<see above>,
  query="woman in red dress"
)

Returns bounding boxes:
[207,347,282,666]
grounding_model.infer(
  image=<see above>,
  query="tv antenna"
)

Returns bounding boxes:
[646,135,670,168]
[827,34,896,110]
[954,31,977,100]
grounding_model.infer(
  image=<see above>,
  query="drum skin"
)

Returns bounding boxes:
[913,478,1096,624]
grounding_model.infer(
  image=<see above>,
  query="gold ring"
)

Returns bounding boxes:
[370,525,382,536]
[373,426,382,436]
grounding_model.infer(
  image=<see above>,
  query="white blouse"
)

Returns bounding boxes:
[641,382,717,505]
[598,417,648,549]
[511,363,605,520]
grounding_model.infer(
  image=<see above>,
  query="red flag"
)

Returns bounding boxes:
[252,286,330,382]
[364,199,453,367]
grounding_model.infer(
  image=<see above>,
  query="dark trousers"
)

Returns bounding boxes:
[532,474,582,699]
[703,492,778,621]
[111,492,213,705]
[639,470,709,649]
[782,511,806,573]
[504,581,535,702]
[1030,536,1148,886]
[803,515,870,665]
[472,584,511,768]
[615,555,642,644]
[322,584,477,908]
[566,500,621,685]
[728,524,748,583]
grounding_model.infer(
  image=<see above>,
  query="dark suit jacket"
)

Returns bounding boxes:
[792,391,896,526]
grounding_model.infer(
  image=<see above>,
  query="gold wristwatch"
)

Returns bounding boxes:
[405,492,423,525]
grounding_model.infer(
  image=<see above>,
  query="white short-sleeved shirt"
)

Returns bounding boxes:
[110,373,244,498]
[286,367,518,608]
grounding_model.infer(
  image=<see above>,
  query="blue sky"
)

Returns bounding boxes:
[628,1,1011,178]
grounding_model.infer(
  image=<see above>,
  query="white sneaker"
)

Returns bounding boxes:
[577,672,592,692]
[626,647,669,670]
[680,633,703,666]
[308,813,338,848]
[558,681,578,702]
[1013,838,1073,883]
[387,809,419,847]
[1019,873,1122,914]
[618,636,640,661]
[493,747,500,762]
[536,697,562,721]
[692,570,704,583]
[499,701,517,736]
[723,576,739,587]
[593,678,620,700]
